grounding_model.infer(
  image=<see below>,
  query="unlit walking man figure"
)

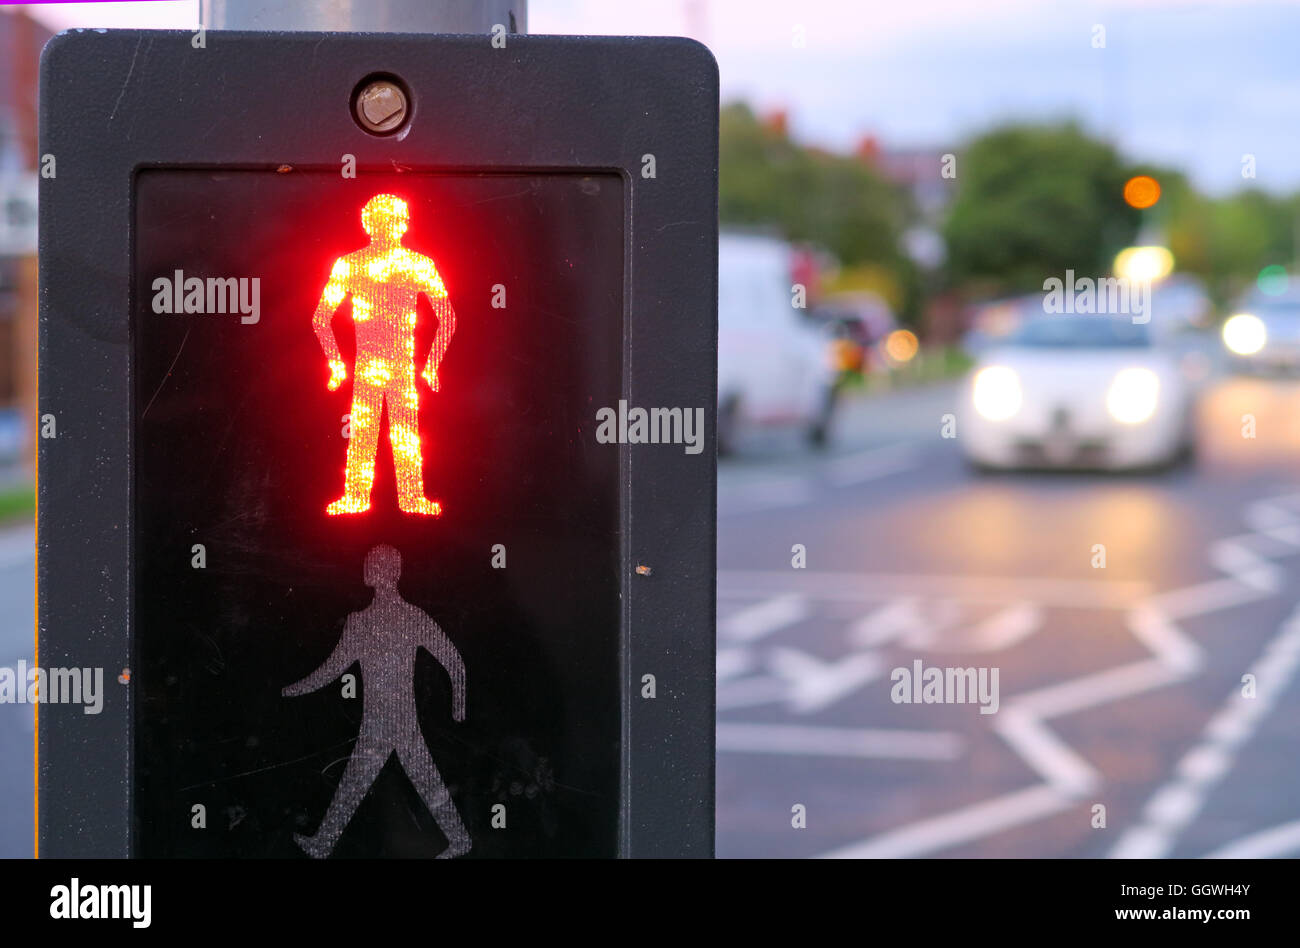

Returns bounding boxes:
[284,544,471,858]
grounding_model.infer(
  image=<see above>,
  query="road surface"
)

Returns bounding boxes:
[718,372,1300,858]
[0,526,33,858]
[5,369,1300,859]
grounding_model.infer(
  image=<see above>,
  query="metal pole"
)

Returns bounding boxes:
[200,0,526,33]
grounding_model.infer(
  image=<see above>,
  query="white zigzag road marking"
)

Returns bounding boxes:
[764,647,885,714]
[817,489,1300,858]
[717,722,962,761]
[820,784,1073,859]
[1205,820,1300,859]
[1110,600,1300,858]
[719,594,808,643]
[993,708,1100,796]
[719,570,1149,608]
[716,647,884,713]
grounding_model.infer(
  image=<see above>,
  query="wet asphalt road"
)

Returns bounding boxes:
[717,373,1300,858]
[4,369,1300,859]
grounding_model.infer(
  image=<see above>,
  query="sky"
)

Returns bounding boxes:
[13,0,1300,194]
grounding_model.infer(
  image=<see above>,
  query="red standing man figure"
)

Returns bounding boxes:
[312,193,456,516]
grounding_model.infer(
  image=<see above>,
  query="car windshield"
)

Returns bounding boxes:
[1010,317,1151,348]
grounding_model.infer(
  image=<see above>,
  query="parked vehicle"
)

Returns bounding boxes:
[1222,288,1300,373]
[811,291,898,377]
[718,232,839,454]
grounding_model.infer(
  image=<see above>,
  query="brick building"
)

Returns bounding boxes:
[0,9,51,466]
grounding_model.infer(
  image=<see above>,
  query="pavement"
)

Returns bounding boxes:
[718,371,1300,858]
[0,524,34,859]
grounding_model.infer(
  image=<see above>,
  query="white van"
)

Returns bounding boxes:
[718,232,838,454]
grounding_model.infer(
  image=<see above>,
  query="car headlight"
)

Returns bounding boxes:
[1106,367,1160,424]
[1223,312,1266,356]
[972,366,1022,421]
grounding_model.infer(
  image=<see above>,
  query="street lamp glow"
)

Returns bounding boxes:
[1222,312,1267,356]
[1114,246,1174,284]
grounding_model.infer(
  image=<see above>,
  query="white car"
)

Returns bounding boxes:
[1222,296,1300,372]
[718,232,838,454]
[962,315,1195,471]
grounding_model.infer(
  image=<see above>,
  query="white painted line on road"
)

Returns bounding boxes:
[851,598,1043,654]
[716,677,787,711]
[1234,505,1300,551]
[824,443,919,488]
[848,597,962,649]
[1205,820,1300,859]
[719,594,808,643]
[716,647,753,683]
[1110,602,1300,859]
[850,598,922,647]
[993,708,1100,796]
[1208,537,1283,592]
[965,601,1043,652]
[1174,744,1231,784]
[1244,498,1296,530]
[818,784,1073,859]
[1244,496,1300,542]
[718,648,884,714]
[1004,658,1185,719]
[1143,783,1203,827]
[1109,826,1174,861]
[721,488,1300,858]
[0,527,34,571]
[1255,489,1300,510]
[1256,525,1300,547]
[1146,576,1268,619]
[717,722,963,761]
[719,570,1150,609]
[1204,705,1256,744]
[765,647,883,714]
[1126,605,1204,673]
[717,443,922,514]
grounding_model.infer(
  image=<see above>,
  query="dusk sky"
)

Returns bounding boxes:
[15,0,1300,194]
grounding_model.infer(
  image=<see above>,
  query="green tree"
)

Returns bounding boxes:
[1155,174,1300,308]
[719,102,916,315]
[1205,191,1295,304]
[942,123,1141,294]
[719,102,911,265]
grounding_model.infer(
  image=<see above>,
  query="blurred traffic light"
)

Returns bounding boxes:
[1123,175,1161,209]
[1257,264,1289,296]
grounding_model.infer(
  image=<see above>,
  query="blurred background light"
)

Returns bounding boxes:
[1257,264,1289,296]
[1222,312,1267,355]
[883,328,919,364]
[1114,245,1175,284]
[1123,175,1161,210]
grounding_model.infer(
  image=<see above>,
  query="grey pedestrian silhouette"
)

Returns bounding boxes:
[283,544,471,858]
